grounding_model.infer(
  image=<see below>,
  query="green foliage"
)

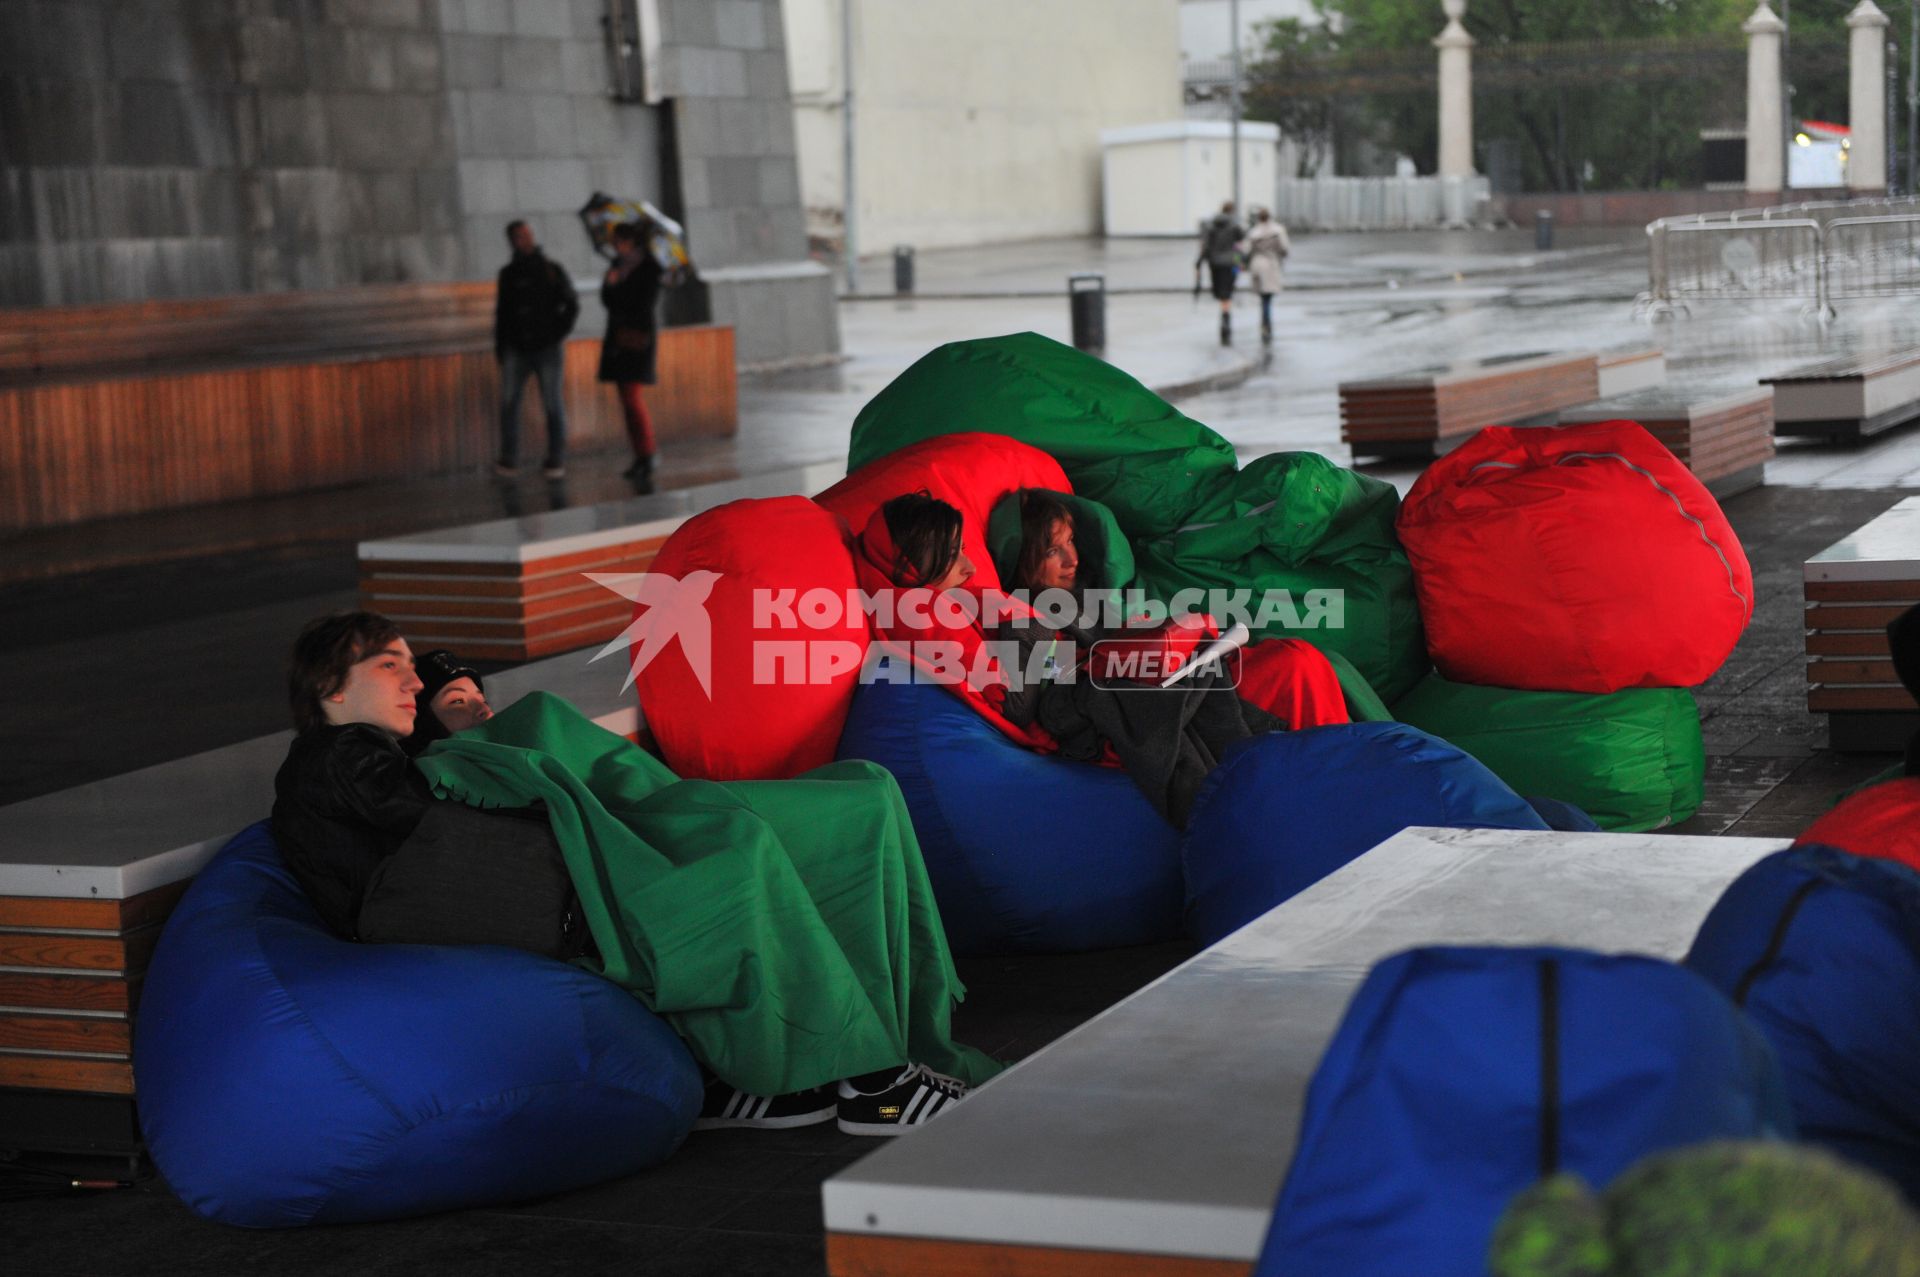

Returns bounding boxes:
[1245,0,1862,192]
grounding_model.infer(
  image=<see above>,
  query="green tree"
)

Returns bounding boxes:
[1245,0,1862,192]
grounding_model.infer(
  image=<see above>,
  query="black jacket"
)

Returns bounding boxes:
[597,253,664,383]
[995,616,1281,828]
[270,724,432,938]
[494,250,581,355]
[1197,214,1245,268]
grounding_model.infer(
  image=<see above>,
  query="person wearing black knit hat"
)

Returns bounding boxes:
[400,649,493,757]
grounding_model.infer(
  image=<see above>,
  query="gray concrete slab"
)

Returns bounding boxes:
[824,825,1787,1263]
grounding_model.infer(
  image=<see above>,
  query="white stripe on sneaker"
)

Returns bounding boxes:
[904,1085,937,1124]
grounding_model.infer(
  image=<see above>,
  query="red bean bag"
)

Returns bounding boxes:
[816,432,1071,594]
[1396,421,1753,693]
[631,496,869,780]
[1797,778,1920,874]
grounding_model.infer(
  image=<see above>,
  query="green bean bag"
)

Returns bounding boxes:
[1392,673,1704,832]
[1135,451,1429,705]
[847,331,1239,538]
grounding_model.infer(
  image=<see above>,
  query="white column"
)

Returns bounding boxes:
[1434,0,1475,178]
[1744,3,1786,196]
[1849,0,1892,191]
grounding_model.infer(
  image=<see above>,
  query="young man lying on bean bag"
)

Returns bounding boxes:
[270,611,996,1137]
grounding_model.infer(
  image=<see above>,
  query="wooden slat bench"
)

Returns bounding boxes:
[1805,495,1920,751]
[1763,349,1920,443]
[1557,385,1775,499]
[0,650,643,1175]
[822,825,1785,1277]
[359,461,843,662]
[0,282,738,533]
[1339,350,1602,461]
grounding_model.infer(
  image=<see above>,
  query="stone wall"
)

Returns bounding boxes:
[437,0,661,286]
[0,0,466,305]
[655,0,837,366]
[0,0,833,365]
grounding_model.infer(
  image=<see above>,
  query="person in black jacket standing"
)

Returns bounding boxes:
[494,220,581,479]
[598,220,666,486]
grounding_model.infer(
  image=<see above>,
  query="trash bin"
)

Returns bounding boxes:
[1534,210,1554,251]
[1068,273,1105,351]
[893,245,914,295]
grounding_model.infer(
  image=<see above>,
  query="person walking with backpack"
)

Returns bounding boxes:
[493,220,581,479]
[1241,207,1291,345]
[1195,200,1245,346]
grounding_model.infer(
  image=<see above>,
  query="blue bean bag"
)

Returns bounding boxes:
[1258,946,1793,1277]
[136,822,702,1228]
[1685,844,1920,1201]
[1182,722,1550,946]
[835,674,1184,954]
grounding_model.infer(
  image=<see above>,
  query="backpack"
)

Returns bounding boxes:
[1685,845,1920,1200]
[1257,946,1793,1277]
[1203,217,1241,266]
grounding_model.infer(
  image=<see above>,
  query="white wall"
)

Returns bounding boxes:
[1103,123,1280,235]
[784,0,1182,250]
[1179,0,1317,62]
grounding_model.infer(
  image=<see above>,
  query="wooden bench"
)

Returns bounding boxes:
[822,825,1785,1277]
[1557,385,1775,499]
[1763,350,1920,443]
[0,283,738,534]
[1805,495,1920,751]
[1594,347,1666,398]
[1339,350,1602,460]
[0,651,641,1175]
[359,461,843,662]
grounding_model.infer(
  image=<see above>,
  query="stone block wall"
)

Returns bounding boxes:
[437,0,661,288]
[0,0,466,305]
[655,0,837,366]
[0,0,834,365]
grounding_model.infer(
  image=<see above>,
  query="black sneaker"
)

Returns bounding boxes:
[836,1064,969,1136]
[693,1078,836,1131]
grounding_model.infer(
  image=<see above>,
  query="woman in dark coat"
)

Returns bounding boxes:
[598,220,665,483]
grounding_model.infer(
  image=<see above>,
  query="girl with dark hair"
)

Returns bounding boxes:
[876,489,975,590]
[598,220,664,485]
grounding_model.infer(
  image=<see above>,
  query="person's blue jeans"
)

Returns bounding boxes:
[498,344,568,467]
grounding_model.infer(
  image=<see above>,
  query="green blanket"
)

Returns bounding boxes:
[415,692,999,1097]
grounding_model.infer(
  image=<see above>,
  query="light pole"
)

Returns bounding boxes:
[1230,0,1243,215]
[841,0,858,294]
[1910,1,1918,191]
[1783,0,1794,191]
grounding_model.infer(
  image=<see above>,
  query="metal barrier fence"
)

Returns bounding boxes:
[1273,175,1491,230]
[1645,197,1920,314]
